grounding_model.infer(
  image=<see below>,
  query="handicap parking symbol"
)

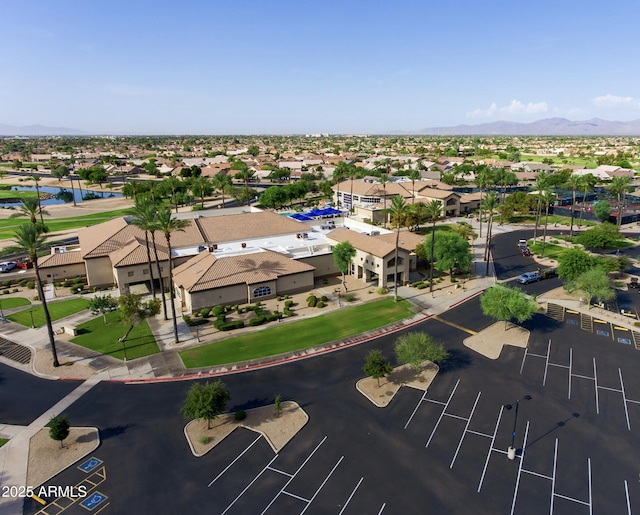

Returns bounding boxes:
[618,338,632,345]
[80,492,107,511]
[78,457,103,473]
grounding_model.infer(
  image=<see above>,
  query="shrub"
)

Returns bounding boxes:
[267,313,282,322]
[377,287,389,295]
[411,281,424,287]
[345,294,355,302]
[284,300,293,307]
[277,296,282,301]
[1,289,7,295]
[284,308,293,317]
[12,288,18,293]
[33,295,39,301]
[199,436,209,445]
[216,320,244,331]
[62,281,73,287]
[26,281,35,289]
[199,308,211,318]
[316,301,325,308]
[211,305,225,316]
[235,410,246,421]
[614,281,624,288]
[450,277,457,283]
[306,295,316,302]
[416,283,426,290]
[307,297,317,308]
[2,280,10,287]
[320,295,328,302]
[249,317,267,327]
[74,277,84,284]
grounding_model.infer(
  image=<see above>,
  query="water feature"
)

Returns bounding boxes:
[0,185,122,207]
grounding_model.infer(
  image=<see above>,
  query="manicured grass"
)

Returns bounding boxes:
[7,298,90,327]
[508,214,596,227]
[180,298,415,368]
[71,310,159,361]
[0,297,31,309]
[0,438,8,448]
[0,208,133,240]
[528,241,567,261]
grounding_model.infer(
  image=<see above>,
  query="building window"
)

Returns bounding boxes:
[143,269,149,275]
[127,271,134,277]
[253,286,272,298]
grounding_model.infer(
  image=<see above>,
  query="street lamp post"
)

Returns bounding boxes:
[30,309,35,329]
[504,395,532,460]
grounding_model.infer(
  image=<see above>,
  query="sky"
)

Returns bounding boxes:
[2,0,640,135]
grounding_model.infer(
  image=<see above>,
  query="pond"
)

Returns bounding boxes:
[0,185,122,207]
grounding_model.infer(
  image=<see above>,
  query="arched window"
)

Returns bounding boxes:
[253,286,272,298]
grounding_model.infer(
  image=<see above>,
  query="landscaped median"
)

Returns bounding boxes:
[179,297,415,368]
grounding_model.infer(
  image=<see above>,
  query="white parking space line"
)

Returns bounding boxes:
[477,405,505,493]
[450,392,482,469]
[543,339,551,386]
[267,467,294,477]
[522,469,553,480]
[222,454,279,515]
[425,379,460,448]
[509,421,530,515]
[625,480,631,515]
[404,389,430,429]
[467,429,492,438]
[208,434,262,486]
[568,348,573,399]
[619,368,631,431]
[377,503,386,514]
[594,358,600,414]
[282,491,310,503]
[520,347,528,374]
[549,438,558,515]
[338,477,363,515]
[260,436,328,515]
[299,456,344,515]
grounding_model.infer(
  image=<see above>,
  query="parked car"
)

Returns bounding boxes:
[0,261,17,273]
[517,272,542,284]
[517,239,528,248]
[16,261,33,270]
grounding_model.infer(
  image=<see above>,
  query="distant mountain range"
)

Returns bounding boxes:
[390,118,640,136]
[0,123,86,136]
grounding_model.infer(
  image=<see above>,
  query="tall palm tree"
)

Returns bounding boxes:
[408,169,421,204]
[155,208,190,343]
[10,224,59,366]
[577,173,597,229]
[540,190,557,257]
[389,195,410,302]
[165,176,182,213]
[129,198,158,298]
[31,175,45,226]
[474,166,491,238]
[9,197,48,229]
[532,171,549,242]
[235,168,256,206]
[348,167,357,213]
[607,176,632,228]
[566,173,582,235]
[481,192,499,276]
[425,200,443,293]
[190,175,211,209]
[379,174,389,226]
[211,174,232,208]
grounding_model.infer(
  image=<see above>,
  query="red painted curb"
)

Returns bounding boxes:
[117,313,434,384]
[448,289,485,309]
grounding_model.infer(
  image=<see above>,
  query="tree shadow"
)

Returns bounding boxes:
[232,397,272,412]
[100,423,135,440]
[439,348,472,373]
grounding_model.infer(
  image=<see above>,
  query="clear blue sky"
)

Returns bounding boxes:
[2,0,639,135]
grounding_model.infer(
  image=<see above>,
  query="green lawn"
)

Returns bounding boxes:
[528,241,567,261]
[0,208,133,240]
[0,438,8,448]
[7,298,90,327]
[180,298,415,368]
[508,214,596,227]
[0,297,31,309]
[71,310,159,360]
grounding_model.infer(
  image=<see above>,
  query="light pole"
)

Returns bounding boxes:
[30,309,35,329]
[504,395,532,460]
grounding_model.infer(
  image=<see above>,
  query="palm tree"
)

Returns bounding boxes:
[9,197,49,234]
[164,176,182,213]
[481,192,499,276]
[408,169,421,204]
[474,166,491,238]
[211,174,232,208]
[532,171,549,242]
[235,168,256,206]
[425,200,443,293]
[348,167,357,213]
[10,224,59,366]
[566,173,582,235]
[389,195,410,301]
[155,208,190,343]
[31,175,45,226]
[129,198,158,298]
[379,174,389,226]
[607,176,632,228]
[540,190,557,257]
[577,173,597,229]
[190,176,211,209]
